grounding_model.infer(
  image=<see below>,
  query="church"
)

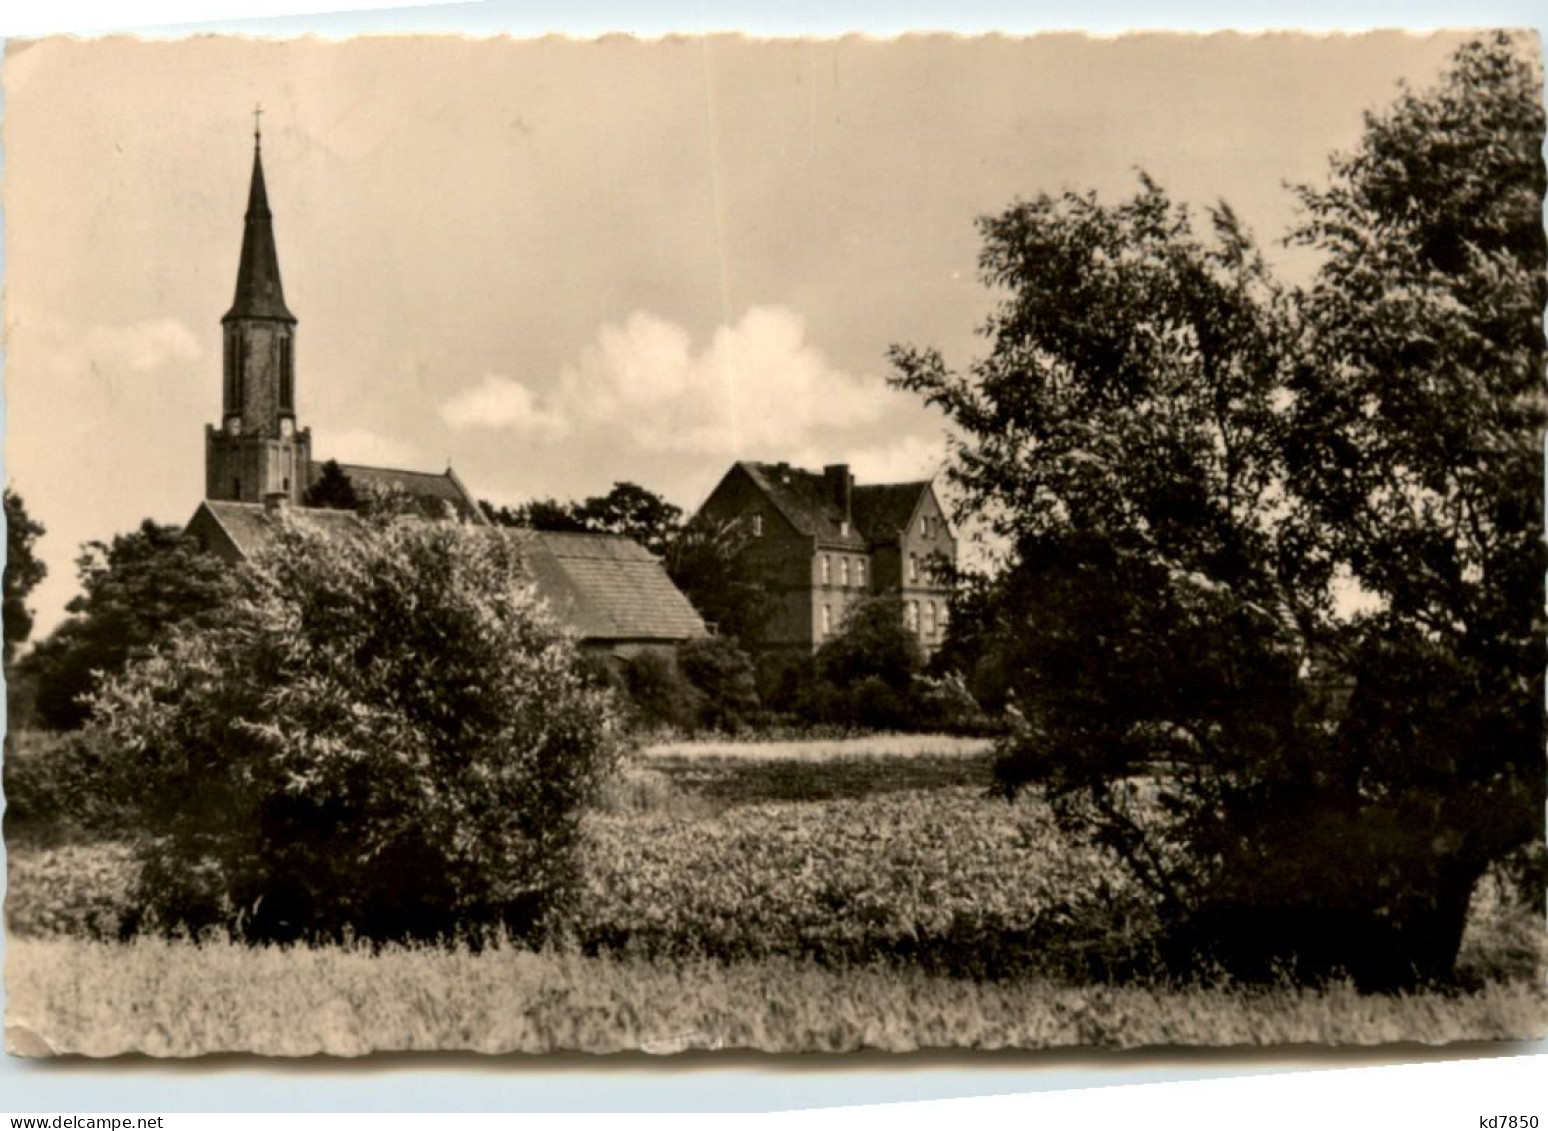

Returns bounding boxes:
[185,124,706,653]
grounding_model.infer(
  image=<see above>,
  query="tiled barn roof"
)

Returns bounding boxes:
[189,502,705,645]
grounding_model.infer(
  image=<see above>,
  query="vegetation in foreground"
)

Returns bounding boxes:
[9,935,1545,1058]
[8,738,1544,1055]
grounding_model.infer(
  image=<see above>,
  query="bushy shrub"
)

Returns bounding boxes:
[676,637,760,731]
[1,728,131,840]
[85,515,626,945]
[620,648,705,733]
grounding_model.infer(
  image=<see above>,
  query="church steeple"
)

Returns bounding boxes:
[206,112,311,508]
[223,117,294,324]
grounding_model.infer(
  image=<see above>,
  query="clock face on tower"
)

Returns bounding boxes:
[281,418,295,438]
[226,416,242,436]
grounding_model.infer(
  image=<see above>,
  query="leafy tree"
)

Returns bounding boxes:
[86,512,625,944]
[574,482,683,556]
[302,459,359,511]
[676,636,761,730]
[890,36,1543,986]
[481,482,684,556]
[19,521,234,729]
[3,488,47,665]
[663,514,778,644]
[1277,32,1547,974]
[817,595,923,695]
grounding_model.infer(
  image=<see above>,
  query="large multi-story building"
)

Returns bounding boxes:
[693,460,957,653]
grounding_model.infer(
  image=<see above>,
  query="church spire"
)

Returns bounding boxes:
[223,112,294,324]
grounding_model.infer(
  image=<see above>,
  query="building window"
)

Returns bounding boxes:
[821,555,831,585]
[232,477,241,499]
[751,512,764,537]
[280,337,294,411]
[857,559,866,587]
[926,601,937,637]
[840,520,850,537]
[840,559,850,587]
[822,605,832,636]
[909,553,919,583]
[906,601,919,632]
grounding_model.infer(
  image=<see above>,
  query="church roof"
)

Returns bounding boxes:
[224,138,295,323]
[187,501,706,646]
[323,462,487,523]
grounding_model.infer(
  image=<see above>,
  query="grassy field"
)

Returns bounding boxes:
[6,733,1546,1055]
[9,935,1545,1057]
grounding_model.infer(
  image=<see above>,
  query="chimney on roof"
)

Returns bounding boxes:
[774,461,792,484]
[263,491,291,516]
[823,463,853,529]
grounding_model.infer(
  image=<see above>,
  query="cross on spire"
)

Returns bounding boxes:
[253,103,264,145]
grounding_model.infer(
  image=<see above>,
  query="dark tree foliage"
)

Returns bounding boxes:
[676,636,761,731]
[482,482,683,556]
[301,459,360,511]
[86,513,625,945]
[817,595,924,695]
[889,35,1544,987]
[4,489,47,666]
[19,521,235,730]
[663,515,778,645]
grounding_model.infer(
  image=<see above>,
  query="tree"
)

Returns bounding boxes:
[574,482,683,557]
[663,514,777,644]
[1278,33,1547,975]
[86,512,625,944]
[889,36,1544,986]
[481,482,683,556]
[4,489,47,665]
[818,595,923,692]
[18,521,234,729]
[302,459,359,511]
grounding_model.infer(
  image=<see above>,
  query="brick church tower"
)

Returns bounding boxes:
[205,119,311,505]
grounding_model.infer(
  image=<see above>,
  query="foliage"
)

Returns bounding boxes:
[16,521,235,730]
[675,636,761,731]
[615,648,705,733]
[663,514,778,644]
[83,513,626,945]
[1,728,132,839]
[890,35,1546,986]
[483,481,684,557]
[4,488,48,665]
[301,459,359,511]
[577,784,1161,979]
[817,595,923,693]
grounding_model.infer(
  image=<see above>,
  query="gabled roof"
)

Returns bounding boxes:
[730,461,935,547]
[188,502,705,645]
[321,462,487,523]
[224,138,295,324]
[852,481,933,542]
[736,462,867,547]
[501,529,707,643]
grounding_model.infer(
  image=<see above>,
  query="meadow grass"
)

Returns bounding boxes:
[641,733,994,762]
[6,733,1545,1056]
[8,935,1545,1057]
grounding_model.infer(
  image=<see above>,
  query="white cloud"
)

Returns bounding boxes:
[29,315,201,382]
[438,306,911,456]
[438,372,568,434]
[844,433,951,484]
[319,427,426,470]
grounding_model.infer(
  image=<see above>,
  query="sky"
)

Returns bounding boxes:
[3,30,1479,634]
